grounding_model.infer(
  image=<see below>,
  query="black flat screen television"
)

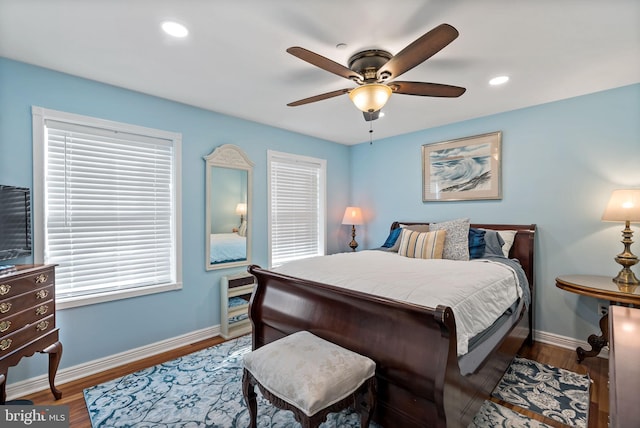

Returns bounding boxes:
[0,185,32,261]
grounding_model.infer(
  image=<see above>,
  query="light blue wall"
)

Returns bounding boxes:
[350,83,640,342]
[0,58,351,382]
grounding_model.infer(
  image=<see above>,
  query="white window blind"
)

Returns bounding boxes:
[268,151,326,267]
[32,107,182,306]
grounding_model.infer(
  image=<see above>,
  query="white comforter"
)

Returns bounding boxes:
[273,250,522,356]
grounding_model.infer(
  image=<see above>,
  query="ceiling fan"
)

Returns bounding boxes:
[286,23,466,121]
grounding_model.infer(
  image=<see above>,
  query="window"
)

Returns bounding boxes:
[32,107,182,309]
[268,150,326,267]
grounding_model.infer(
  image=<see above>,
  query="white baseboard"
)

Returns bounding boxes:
[7,326,606,400]
[6,325,221,401]
[533,329,609,359]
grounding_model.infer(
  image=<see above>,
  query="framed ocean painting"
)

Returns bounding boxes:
[422,131,502,201]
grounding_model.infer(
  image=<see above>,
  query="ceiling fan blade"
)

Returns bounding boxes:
[363,110,380,121]
[377,24,459,81]
[287,47,362,82]
[390,81,466,97]
[287,88,351,106]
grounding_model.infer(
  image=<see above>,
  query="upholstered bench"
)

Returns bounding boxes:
[242,331,377,428]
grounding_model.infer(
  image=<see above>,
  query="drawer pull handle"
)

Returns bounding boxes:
[35,274,48,284]
[36,289,49,299]
[0,320,10,332]
[36,320,50,331]
[0,284,10,295]
[0,302,12,314]
[0,339,11,351]
[36,305,49,316]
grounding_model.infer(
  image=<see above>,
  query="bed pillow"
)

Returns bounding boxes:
[381,227,402,248]
[397,229,446,259]
[238,220,247,237]
[429,218,470,261]
[385,224,430,252]
[468,228,486,259]
[496,230,517,257]
[481,229,516,257]
[482,230,506,257]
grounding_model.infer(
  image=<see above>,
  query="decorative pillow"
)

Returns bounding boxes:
[468,228,486,259]
[397,229,446,259]
[429,218,470,261]
[387,224,430,252]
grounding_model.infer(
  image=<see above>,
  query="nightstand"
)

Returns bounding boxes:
[556,274,640,362]
[220,272,255,339]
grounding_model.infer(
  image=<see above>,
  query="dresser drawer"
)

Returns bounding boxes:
[0,269,54,299]
[0,300,55,336]
[0,314,56,357]
[0,286,54,319]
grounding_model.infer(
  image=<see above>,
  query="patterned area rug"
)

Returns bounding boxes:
[470,401,553,428]
[492,356,590,428]
[83,335,377,427]
[84,336,585,427]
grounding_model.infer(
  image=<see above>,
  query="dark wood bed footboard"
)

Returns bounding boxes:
[247,223,536,427]
[247,265,457,426]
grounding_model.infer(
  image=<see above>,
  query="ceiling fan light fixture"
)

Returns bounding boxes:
[349,84,392,113]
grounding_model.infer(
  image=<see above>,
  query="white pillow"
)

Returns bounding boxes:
[238,219,247,237]
[496,230,517,257]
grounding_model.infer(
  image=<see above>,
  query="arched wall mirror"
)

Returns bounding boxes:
[204,144,254,270]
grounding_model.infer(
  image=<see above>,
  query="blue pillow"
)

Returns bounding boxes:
[382,227,402,248]
[468,228,486,259]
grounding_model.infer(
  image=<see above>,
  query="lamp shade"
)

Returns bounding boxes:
[602,189,640,222]
[342,206,363,225]
[349,84,392,113]
[235,203,247,215]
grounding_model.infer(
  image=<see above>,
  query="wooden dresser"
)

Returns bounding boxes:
[0,264,62,403]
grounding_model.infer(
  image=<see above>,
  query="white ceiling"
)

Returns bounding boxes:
[1,0,638,145]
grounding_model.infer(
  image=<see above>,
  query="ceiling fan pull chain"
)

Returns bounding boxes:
[369,120,374,145]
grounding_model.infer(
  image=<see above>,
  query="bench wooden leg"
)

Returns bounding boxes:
[357,377,377,428]
[242,368,258,428]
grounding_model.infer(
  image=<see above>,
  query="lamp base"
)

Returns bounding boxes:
[348,225,358,252]
[612,265,639,286]
[612,221,639,285]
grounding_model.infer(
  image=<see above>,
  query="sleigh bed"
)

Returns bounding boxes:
[247,222,536,428]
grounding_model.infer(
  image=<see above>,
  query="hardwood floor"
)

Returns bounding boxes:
[19,338,608,427]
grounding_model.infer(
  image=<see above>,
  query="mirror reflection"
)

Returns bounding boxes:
[205,145,253,270]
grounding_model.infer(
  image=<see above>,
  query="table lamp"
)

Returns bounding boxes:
[235,203,247,223]
[602,189,640,285]
[342,206,363,251]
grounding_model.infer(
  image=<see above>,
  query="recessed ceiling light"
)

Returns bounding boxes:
[162,21,189,38]
[489,75,509,86]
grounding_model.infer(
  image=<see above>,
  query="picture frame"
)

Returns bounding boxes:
[422,131,502,202]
